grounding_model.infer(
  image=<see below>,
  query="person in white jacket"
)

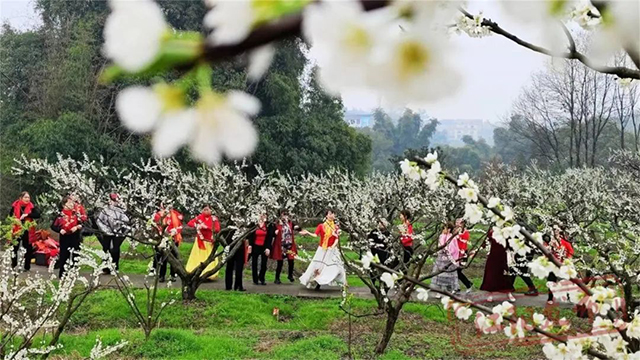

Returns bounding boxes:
[96,193,130,273]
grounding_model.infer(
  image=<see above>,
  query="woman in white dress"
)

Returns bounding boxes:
[299,209,347,290]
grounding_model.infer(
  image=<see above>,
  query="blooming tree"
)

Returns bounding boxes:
[395,150,640,359]
[13,155,297,300]
[0,246,126,359]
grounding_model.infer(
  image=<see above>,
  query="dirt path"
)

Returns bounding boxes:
[25,266,570,308]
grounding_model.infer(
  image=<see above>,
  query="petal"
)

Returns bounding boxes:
[152,109,197,158]
[116,86,162,133]
[190,127,222,164]
[217,111,258,159]
[227,91,261,116]
[247,45,275,81]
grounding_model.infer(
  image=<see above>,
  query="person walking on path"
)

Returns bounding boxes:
[96,193,130,274]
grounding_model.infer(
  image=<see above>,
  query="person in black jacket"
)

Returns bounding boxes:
[247,212,276,285]
[368,218,391,286]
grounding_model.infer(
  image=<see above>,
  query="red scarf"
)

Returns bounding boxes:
[11,200,34,238]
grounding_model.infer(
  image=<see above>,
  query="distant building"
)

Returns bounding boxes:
[432,119,495,146]
[344,110,374,128]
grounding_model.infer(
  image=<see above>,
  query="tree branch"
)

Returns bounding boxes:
[459,8,640,80]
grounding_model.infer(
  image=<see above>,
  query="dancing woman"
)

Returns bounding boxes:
[186,204,221,281]
[299,209,347,290]
[270,208,300,284]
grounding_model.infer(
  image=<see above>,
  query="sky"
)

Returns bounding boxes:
[0,0,553,124]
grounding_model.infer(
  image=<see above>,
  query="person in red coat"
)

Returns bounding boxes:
[454,218,474,292]
[545,228,575,304]
[270,209,303,284]
[152,203,183,282]
[399,210,414,265]
[9,191,40,271]
[52,196,82,278]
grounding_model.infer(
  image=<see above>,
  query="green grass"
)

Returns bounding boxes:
[49,288,552,359]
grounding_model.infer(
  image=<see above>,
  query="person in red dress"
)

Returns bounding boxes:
[9,191,40,271]
[152,203,183,282]
[52,196,83,278]
[399,210,414,265]
[479,229,515,296]
[247,212,276,285]
[455,218,474,293]
[270,208,301,284]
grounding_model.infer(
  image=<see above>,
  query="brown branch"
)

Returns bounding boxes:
[191,0,388,68]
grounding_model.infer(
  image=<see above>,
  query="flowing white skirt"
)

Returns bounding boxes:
[299,246,347,288]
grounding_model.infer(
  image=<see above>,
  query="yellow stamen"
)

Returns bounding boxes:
[397,40,430,80]
[154,84,185,112]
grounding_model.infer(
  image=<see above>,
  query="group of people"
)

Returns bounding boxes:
[8,191,574,303]
[150,203,348,291]
[8,191,350,290]
[430,219,574,304]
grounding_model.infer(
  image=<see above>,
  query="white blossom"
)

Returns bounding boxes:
[455,306,472,320]
[204,0,254,45]
[104,0,168,72]
[487,196,501,209]
[416,287,429,302]
[380,272,398,288]
[463,203,483,224]
[247,45,275,81]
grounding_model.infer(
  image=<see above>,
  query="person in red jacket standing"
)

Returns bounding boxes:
[152,203,183,282]
[455,218,474,293]
[270,208,301,284]
[9,191,40,271]
[52,196,82,278]
[399,210,414,265]
[247,212,276,286]
[186,204,221,281]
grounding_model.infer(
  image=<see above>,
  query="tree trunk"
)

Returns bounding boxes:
[375,307,399,354]
[181,277,199,301]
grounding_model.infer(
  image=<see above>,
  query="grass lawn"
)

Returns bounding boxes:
[41,228,576,359]
[48,289,569,359]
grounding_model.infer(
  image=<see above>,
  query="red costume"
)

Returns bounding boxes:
[54,209,80,234]
[74,203,87,222]
[400,223,414,247]
[11,199,36,243]
[271,221,298,261]
[315,221,339,249]
[187,213,220,250]
[154,209,184,244]
[549,238,574,262]
[457,229,470,252]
